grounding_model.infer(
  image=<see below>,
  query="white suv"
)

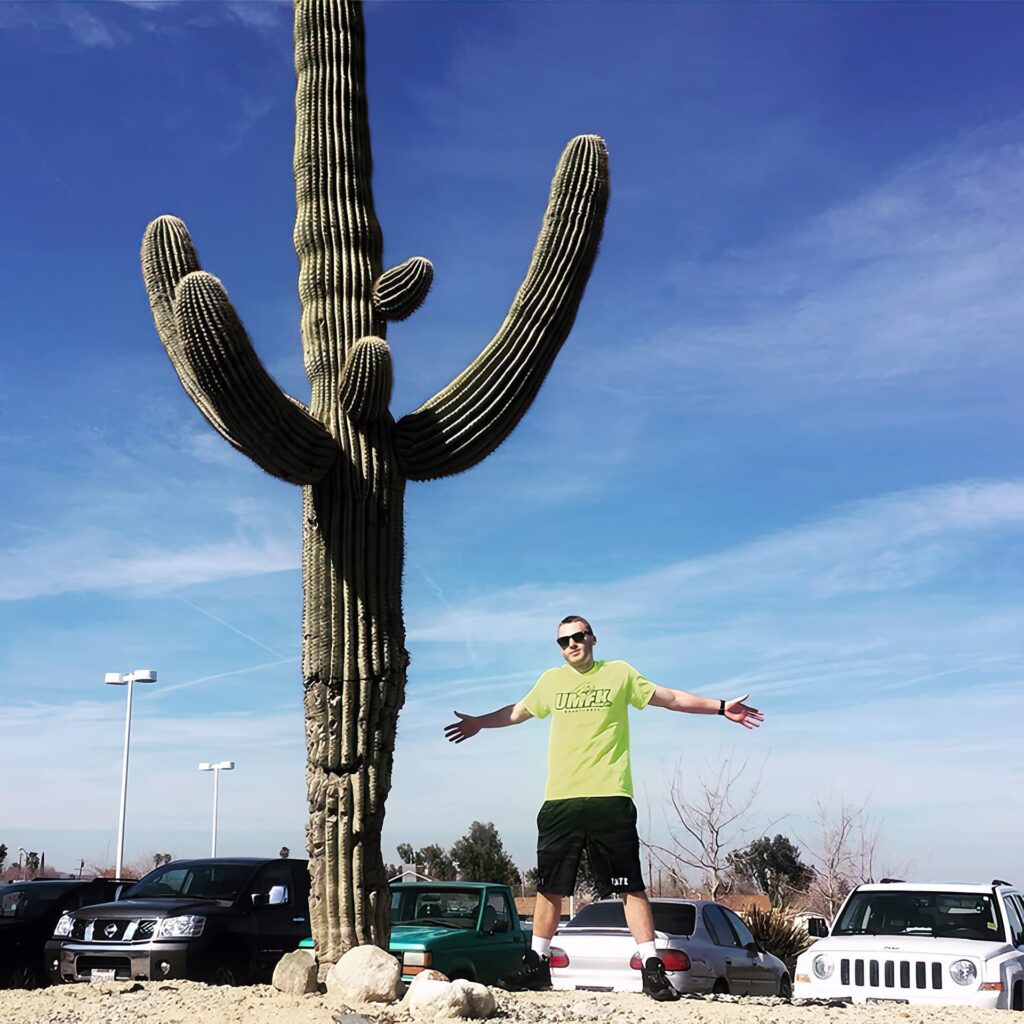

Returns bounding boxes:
[794,880,1024,1009]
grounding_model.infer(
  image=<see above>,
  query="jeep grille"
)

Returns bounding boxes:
[840,958,944,991]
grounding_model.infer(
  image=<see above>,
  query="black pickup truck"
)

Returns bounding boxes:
[1,877,127,988]
[45,857,310,985]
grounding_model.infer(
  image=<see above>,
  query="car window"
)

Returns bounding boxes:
[1003,896,1024,945]
[1011,896,1024,944]
[391,888,482,930]
[124,862,254,900]
[723,907,757,947]
[566,901,627,928]
[484,892,512,933]
[703,905,741,948]
[253,862,293,905]
[835,890,1005,941]
[651,904,695,936]
[0,885,76,919]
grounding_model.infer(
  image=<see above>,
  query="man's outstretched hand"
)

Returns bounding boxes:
[725,694,764,729]
[444,711,481,744]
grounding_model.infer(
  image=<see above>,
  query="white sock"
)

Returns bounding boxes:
[532,936,552,959]
[637,940,658,963]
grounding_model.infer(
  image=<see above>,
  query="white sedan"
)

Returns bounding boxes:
[549,897,790,996]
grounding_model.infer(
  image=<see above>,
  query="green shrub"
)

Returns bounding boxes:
[743,906,813,975]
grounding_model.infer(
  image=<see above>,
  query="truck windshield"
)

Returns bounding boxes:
[835,891,1005,942]
[124,862,254,901]
[0,884,78,920]
[391,888,483,930]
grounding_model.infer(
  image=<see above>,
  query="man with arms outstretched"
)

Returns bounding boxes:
[444,615,763,1001]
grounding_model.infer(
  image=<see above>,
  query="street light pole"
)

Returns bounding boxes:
[104,669,157,879]
[198,761,235,856]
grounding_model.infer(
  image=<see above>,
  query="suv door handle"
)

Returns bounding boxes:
[293,917,306,923]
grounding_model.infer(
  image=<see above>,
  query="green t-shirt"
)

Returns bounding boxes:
[520,660,656,801]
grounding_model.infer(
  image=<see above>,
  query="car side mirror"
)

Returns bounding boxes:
[809,919,828,937]
[745,941,759,955]
[268,884,288,906]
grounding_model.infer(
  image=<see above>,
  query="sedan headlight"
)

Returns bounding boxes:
[812,954,834,980]
[154,915,206,939]
[949,959,977,986]
[53,914,74,938]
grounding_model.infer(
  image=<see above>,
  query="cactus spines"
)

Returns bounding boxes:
[340,337,392,422]
[373,257,434,321]
[141,0,608,967]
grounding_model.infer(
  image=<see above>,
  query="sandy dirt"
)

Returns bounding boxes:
[0,983,1013,1024]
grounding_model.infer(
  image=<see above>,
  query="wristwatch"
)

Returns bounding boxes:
[717,699,726,716]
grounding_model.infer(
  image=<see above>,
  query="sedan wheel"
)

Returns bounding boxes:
[778,975,793,998]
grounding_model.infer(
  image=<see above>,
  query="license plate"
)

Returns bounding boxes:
[866,998,909,1004]
[90,968,117,983]
[576,985,613,992]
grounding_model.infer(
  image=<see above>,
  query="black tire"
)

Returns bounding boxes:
[205,956,245,986]
[2,962,40,990]
[778,975,793,998]
[712,978,729,994]
[1013,982,1024,1011]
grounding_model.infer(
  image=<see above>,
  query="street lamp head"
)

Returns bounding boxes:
[198,762,213,771]
[215,761,235,771]
[199,760,235,771]
[105,669,157,685]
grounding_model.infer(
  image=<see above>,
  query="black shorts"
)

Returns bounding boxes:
[535,796,645,899]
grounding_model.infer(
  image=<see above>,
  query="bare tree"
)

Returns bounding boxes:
[802,794,908,919]
[645,751,767,900]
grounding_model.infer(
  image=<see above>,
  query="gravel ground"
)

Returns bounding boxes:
[0,983,1012,1024]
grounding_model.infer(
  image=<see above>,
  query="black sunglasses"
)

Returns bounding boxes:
[556,631,590,649]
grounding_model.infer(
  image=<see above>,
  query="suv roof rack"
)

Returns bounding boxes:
[879,877,905,884]
[993,879,1013,887]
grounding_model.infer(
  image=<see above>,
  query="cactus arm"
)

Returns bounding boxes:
[373,257,433,321]
[142,216,339,485]
[392,134,609,482]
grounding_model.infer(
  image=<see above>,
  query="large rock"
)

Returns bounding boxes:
[325,944,403,1004]
[405,971,495,1019]
[272,949,319,995]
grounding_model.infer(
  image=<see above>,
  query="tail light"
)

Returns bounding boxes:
[630,949,691,971]
[549,947,570,968]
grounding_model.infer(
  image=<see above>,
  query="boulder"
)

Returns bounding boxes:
[325,944,403,1004]
[272,949,319,995]
[405,971,495,1019]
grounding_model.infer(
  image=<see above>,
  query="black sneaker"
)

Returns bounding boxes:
[641,957,680,1001]
[498,949,552,991]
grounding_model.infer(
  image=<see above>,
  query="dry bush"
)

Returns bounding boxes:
[743,905,813,975]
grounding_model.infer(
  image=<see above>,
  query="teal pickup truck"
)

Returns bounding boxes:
[301,881,530,985]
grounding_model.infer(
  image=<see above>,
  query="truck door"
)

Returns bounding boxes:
[251,861,305,979]
[474,889,526,984]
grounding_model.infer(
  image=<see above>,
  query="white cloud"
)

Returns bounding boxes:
[591,122,1024,405]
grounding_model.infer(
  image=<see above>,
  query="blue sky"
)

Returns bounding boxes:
[1,1,1022,886]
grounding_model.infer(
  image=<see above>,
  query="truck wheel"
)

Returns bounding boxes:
[205,957,244,986]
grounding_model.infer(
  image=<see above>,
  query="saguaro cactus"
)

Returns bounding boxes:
[141,0,608,966]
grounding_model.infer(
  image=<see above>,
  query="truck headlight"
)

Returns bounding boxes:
[154,915,206,938]
[53,914,74,937]
[949,960,977,986]
[812,954,834,980]
[404,951,432,967]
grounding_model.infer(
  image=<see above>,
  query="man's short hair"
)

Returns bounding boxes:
[559,614,593,634]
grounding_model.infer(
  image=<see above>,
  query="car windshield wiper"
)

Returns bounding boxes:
[403,917,464,929]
